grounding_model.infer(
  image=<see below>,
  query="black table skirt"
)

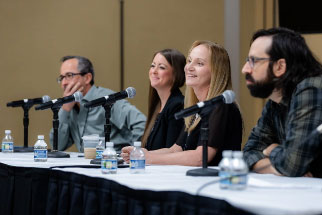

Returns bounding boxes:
[0,163,253,215]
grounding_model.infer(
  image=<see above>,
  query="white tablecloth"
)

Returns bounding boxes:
[1,152,322,215]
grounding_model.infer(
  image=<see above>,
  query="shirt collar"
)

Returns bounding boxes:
[81,85,96,102]
[279,96,290,107]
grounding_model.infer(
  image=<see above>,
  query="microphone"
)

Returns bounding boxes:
[7,95,51,108]
[84,87,136,108]
[35,91,83,110]
[174,90,235,119]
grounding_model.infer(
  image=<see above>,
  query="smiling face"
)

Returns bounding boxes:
[184,44,212,92]
[149,53,174,91]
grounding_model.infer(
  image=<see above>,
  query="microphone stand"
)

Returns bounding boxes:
[186,108,219,177]
[48,106,70,158]
[10,104,34,152]
[90,103,113,164]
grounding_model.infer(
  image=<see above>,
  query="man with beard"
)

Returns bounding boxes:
[242,28,322,178]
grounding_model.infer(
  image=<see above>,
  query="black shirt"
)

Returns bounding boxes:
[176,102,242,166]
[146,89,184,150]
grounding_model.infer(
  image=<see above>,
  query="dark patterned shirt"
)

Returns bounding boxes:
[243,76,322,177]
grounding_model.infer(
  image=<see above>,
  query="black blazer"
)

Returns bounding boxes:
[145,89,184,150]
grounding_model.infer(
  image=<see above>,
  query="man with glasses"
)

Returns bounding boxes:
[50,56,146,152]
[242,27,322,178]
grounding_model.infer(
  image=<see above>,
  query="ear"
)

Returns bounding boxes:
[273,59,286,78]
[84,73,93,85]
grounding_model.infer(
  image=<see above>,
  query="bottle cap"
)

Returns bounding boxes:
[38,135,44,140]
[233,151,243,158]
[133,141,141,147]
[222,150,232,157]
[5,130,11,134]
[106,142,114,147]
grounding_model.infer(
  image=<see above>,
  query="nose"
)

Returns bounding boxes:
[61,77,68,88]
[149,66,157,74]
[185,63,193,73]
[241,62,251,75]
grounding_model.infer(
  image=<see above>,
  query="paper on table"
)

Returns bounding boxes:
[248,176,322,189]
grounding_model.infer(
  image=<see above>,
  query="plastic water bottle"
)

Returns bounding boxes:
[2,130,14,153]
[219,150,232,189]
[96,137,105,159]
[34,135,48,162]
[230,151,248,190]
[101,142,117,174]
[130,141,145,174]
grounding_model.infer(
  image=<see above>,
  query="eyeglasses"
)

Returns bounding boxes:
[246,56,270,68]
[57,72,87,84]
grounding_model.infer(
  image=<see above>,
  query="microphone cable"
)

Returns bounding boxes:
[195,163,273,195]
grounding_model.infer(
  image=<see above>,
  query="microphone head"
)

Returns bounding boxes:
[74,91,83,102]
[317,124,322,134]
[42,95,51,103]
[126,87,136,98]
[222,90,235,104]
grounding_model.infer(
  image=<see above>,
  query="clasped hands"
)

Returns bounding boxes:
[120,146,148,163]
[261,143,312,177]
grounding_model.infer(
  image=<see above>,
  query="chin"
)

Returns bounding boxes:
[185,80,195,87]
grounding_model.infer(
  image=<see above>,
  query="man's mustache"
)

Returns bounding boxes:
[245,74,255,82]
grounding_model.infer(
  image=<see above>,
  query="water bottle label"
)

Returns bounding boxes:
[34,149,47,159]
[101,159,117,170]
[2,142,13,152]
[231,174,247,185]
[219,172,231,185]
[130,159,145,169]
[96,150,104,159]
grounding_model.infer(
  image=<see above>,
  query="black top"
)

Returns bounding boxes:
[176,102,242,166]
[146,89,184,150]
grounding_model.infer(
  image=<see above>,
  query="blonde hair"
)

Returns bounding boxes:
[184,40,232,132]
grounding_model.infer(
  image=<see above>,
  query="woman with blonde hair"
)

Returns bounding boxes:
[122,41,242,166]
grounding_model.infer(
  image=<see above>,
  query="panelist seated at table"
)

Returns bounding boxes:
[242,27,322,178]
[140,49,186,151]
[121,41,243,166]
[49,56,146,152]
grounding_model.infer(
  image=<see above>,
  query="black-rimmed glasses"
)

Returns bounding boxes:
[57,72,87,84]
[246,56,270,68]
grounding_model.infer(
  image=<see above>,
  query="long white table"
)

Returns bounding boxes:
[1,152,322,215]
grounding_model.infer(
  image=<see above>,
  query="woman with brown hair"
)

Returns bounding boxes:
[122,41,242,166]
[141,49,186,150]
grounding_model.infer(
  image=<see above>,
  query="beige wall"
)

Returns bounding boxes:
[239,0,271,147]
[0,0,225,149]
[1,0,322,151]
[239,0,322,147]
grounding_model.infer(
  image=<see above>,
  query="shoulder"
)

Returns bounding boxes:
[164,90,184,112]
[295,76,322,93]
[169,89,184,101]
[168,92,184,106]
[290,76,322,108]
[291,75,322,104]
[94,86,115,96]
[210,102,240,114]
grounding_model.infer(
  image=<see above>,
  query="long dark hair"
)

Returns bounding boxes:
[141,49,186,147]
[252,27,322,99]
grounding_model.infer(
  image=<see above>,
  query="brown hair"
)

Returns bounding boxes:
[141,49,186,147]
